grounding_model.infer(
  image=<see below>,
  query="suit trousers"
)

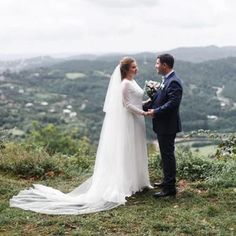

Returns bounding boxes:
[157,133,176,189]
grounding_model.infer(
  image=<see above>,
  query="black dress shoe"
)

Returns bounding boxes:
[153,189,176,198]
[154,182,165,188]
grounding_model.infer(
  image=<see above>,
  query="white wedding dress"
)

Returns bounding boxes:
[10,65,151,215]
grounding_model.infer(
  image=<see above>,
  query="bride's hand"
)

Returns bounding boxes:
[143,111,150,116]
[143,110,155,118]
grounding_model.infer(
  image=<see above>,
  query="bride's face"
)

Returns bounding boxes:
[128,62,138,77]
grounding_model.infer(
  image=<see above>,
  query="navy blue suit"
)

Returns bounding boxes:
[143,71,183,188]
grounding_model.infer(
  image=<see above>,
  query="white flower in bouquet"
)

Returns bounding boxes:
[144,80,161,99]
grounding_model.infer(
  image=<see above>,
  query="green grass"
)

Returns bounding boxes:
[0,138,235,235]
[176,141,217,157]
[65,73,86,80]
[92,70,110,78]
[34,92,59,100]
[191,145,217,156]
[1,167,235,236]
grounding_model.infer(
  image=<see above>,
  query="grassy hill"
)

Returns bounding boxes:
[1,171,235,235]
[0,134,235,235]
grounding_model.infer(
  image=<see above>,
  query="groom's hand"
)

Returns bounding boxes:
[147,109,155,118]
[142,98,152,112]
[142,98,151,105]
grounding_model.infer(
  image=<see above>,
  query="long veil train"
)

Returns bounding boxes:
[10,65,150,215]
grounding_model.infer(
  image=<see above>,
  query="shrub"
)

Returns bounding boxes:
[215,134,236,160]
[150,144,227,181]
[176,145,225,181]
[28,122,92,156]
[0,142,92,179]
[206,160,236,187]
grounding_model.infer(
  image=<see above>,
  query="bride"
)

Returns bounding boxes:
[10,57,152,215]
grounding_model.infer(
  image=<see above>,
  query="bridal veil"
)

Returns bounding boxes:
[10,65,146,215]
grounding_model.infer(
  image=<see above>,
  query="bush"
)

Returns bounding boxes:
[176,145,226,181]
[206,160,236,187]
[176,135,236,183]
[28,122,92,156]
[215,134,236,160]
[149,144,228,181]
[0,142,92,179]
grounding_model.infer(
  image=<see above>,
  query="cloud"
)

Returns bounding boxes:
[0,0,236,55]
[84,0,159,8]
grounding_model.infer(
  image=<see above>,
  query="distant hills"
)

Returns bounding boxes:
[0,54,236,142]
[92,45,236,63]
[0,56,63,73]
[2,46,236,72]
[168,45,236,62]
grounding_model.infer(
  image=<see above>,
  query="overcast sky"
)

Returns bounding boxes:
[0,0,236,56]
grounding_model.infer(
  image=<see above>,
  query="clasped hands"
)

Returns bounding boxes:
[143,109,155,118]
[142,99,155,118]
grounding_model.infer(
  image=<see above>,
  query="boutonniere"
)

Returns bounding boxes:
[160,82,165,90]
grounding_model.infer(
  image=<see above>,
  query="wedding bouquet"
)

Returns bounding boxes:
[144,80,161,99]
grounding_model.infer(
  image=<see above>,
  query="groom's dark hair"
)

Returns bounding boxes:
[157,54,174,68]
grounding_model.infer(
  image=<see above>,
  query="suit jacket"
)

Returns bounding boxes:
[143,71,183,135]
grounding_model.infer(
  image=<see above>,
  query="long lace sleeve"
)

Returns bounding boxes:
[121,81,144,115]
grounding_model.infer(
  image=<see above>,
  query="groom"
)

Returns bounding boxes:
[143,54,183,198]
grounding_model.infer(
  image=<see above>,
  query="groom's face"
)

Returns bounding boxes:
[155,58,165,76]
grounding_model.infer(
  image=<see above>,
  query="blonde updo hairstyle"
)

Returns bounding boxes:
[120,57,135,80]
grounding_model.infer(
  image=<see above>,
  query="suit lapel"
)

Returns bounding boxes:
[164,71,175,84]
[152,72,175,101]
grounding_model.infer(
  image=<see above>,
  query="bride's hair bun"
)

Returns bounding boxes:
[120,57,135,79]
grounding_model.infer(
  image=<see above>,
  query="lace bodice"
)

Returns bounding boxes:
[121,79,144,115]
